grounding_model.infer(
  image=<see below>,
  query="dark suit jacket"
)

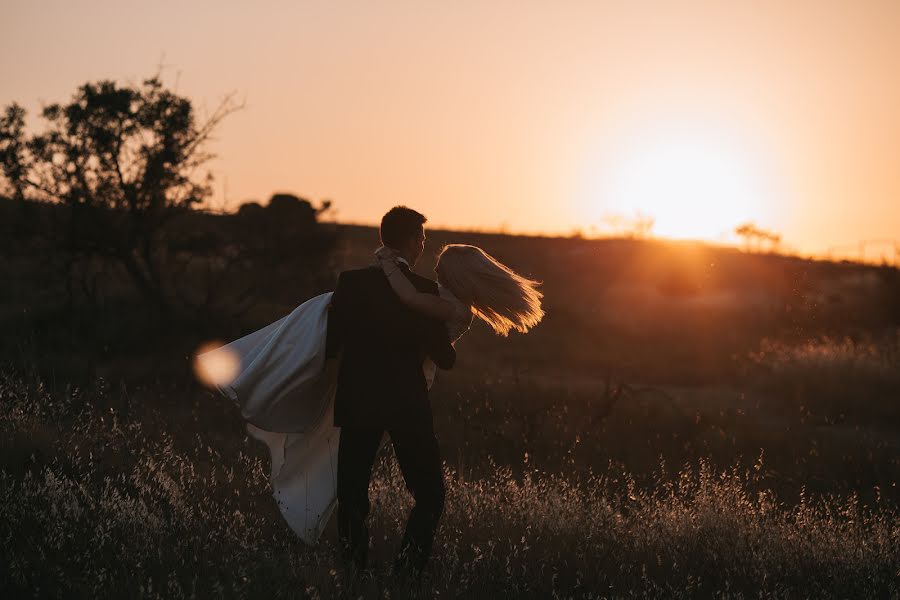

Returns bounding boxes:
[325,263,456,430]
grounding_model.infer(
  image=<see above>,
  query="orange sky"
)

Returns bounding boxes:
[3,1,899,257]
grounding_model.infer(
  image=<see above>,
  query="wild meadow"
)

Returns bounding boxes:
[2,214,899,598]
[1,354,897,599]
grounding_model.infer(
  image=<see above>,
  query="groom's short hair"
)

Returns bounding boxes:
[380,206,427,249]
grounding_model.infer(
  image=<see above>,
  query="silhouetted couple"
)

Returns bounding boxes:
[204,205,543,581]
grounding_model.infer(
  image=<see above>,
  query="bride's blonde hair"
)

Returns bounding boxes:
[436,244,544,336]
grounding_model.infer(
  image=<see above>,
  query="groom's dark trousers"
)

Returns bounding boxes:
[325,264,456,575]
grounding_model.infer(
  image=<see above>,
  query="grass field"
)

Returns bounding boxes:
[2,219,899,597]
[1,367,897,598]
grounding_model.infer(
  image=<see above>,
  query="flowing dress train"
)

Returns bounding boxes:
[199,292,339,545]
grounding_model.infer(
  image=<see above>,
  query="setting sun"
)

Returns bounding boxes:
[588,127,781,241]
[3,1,900,254]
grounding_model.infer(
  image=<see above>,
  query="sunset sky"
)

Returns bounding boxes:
[3,0,899,257]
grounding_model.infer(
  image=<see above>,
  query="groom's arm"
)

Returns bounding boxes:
[422,315,456,370]
[410,277,456,370]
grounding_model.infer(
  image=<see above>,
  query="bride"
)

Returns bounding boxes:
[199,243,543,545]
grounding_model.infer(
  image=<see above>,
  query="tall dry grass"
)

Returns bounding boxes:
[1,370,897,598]
[744,333,900,426]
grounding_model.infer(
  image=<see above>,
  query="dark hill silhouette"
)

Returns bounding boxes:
[3,194,896,387]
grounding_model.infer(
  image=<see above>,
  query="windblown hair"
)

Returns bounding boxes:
[436,244,544,337]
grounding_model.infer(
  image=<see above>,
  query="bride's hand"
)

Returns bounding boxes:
[374,246,401,275]
[374,245,398,262]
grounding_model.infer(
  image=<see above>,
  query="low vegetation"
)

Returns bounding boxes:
[2,369,897,599]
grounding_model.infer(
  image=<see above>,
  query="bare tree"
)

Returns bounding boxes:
[735,222,782,253]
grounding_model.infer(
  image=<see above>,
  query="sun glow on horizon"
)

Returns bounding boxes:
[585,126,783,242]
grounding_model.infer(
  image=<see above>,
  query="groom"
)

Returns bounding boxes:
[324,206,456,578]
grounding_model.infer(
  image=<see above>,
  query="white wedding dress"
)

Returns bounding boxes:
[199,285,471,545]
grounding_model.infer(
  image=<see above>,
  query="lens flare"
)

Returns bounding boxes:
[194,341,240,388]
